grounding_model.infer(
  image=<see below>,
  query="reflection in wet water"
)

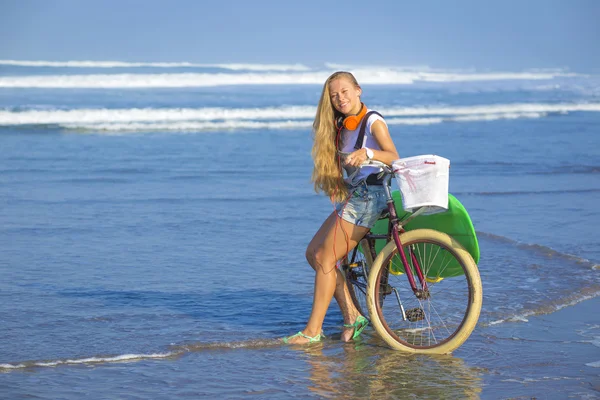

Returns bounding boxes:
[299,340,483,399]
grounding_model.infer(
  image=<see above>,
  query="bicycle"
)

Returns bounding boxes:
[341,160,482,354]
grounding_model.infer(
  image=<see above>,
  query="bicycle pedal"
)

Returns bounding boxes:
[405,308,425,322]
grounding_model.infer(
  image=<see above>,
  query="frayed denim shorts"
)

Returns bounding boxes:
[335,183,389,228]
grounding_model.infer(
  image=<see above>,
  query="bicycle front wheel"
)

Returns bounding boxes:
[367,229,482,354]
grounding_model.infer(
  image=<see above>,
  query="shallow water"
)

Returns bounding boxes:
[1,64,599,398]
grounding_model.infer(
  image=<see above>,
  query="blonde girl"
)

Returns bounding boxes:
[284,71,400,344]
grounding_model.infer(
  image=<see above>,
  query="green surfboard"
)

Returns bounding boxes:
[369,191,479,278]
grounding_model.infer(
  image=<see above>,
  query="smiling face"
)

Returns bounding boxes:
[328,76,362,116]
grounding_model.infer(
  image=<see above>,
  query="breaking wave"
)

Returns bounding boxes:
[0,59,311,71]
[0,66,580,88]
[2,102,599,132]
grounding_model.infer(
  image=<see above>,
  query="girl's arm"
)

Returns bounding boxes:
[343,120,399,167]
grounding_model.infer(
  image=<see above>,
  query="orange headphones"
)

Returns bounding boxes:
[335,103,367,131]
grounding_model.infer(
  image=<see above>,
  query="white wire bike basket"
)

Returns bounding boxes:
[392,155,450,214]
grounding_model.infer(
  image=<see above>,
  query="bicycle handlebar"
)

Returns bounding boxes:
[361,160,394,174]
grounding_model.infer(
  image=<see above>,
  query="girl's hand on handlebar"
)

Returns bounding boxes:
[343,149,368,167]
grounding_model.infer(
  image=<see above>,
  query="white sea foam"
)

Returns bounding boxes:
[326,62,575,75]
[0,106,316,125]
[387,112,549,125]
[0,69,581,88]
[487,293,599,326]
[0,59,311,71]
[2,60,576,79]
[62,120,311,132]
[591,337,600,348]
[586,361,600,368]
[64,115,542,131]
[382,102,600,116]
[0,338,283,371]
[488,313,533,326]
[1,102,599,132]
[0,352,175,370]
[0,72,329,88]
[2,102,599,124]
[39,113,548,131]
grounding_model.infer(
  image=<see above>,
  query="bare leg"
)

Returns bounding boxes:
[334,269,365,342]
[284,211,369,344]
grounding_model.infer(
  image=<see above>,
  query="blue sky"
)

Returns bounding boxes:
[1,0,598,72]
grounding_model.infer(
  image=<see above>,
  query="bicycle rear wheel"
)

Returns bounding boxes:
[344,239,373,318]
[367,229,482,354]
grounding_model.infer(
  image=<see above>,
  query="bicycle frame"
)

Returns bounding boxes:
[342,162,482,352]
[363,170,430,298]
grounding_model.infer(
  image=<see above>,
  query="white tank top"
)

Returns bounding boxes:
[338,109,387,185]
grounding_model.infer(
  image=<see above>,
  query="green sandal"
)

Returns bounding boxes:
[344,315,369,340]
[283,331,324,344]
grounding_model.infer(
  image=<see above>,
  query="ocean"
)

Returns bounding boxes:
[1,61,599,399]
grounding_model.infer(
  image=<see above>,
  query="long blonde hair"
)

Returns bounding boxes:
[311,71,360,202]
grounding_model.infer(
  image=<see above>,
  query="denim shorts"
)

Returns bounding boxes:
[335,183,389,228]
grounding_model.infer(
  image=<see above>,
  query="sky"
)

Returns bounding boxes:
[0,0,598,72]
